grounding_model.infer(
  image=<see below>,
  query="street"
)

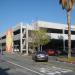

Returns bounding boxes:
[0,59,40,75]
[0,53,75,75]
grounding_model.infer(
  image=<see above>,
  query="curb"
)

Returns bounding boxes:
[56,58,75,64]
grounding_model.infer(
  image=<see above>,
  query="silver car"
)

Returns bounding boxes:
[32,51,48,62]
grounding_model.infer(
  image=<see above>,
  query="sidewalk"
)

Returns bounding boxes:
[2,51,32,62]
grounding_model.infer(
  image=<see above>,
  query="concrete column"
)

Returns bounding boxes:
[63,29,65,51]
[20,23,23,53]
[26,25,28,55]
[1,38,3,54]
[12,31,14,54]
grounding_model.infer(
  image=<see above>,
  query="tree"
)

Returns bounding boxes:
[31,29,50,51]
[59,0,75,58]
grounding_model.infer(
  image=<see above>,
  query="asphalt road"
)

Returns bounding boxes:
[0,53,75,75]
[0,59,41,75]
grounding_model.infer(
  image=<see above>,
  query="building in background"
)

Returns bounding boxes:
[0,21,75,55]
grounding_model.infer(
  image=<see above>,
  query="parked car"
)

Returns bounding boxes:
[32,51,48,62]
[56,50,68,55]
[46,49,57,56]
[72,48,75,54]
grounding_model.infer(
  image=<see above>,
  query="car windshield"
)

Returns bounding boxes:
[37,51,46,54]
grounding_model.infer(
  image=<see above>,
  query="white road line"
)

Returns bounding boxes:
[7,60,44,75]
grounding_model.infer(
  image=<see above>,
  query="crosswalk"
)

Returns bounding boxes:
[38,66,73,75]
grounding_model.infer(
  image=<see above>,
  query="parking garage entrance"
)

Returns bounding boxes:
[43,39,75,51]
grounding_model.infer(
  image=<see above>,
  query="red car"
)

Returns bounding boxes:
[46,49,57,56]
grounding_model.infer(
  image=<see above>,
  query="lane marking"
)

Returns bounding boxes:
[7,60,44,75]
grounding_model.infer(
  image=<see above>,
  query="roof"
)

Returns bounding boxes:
[34,21,75,30]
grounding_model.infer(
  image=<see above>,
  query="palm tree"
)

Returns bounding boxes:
[59,0,75,58]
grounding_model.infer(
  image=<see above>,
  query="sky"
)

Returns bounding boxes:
[0,0,75,32]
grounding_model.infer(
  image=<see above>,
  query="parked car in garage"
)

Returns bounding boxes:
[46,49,57,56]
[72,48,75,54]
[32,51,48,62]
[46,49,67,56]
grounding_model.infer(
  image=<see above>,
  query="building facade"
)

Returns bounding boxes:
[0,21,75,54]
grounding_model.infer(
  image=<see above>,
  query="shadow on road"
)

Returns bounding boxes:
[0,68,10,75]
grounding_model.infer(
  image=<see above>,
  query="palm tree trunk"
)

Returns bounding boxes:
[67,11,71,58]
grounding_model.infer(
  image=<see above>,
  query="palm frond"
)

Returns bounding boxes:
[71,0,75,6]
[68,0,75,11]
[59,0,75,11]
[59,0,67,9]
